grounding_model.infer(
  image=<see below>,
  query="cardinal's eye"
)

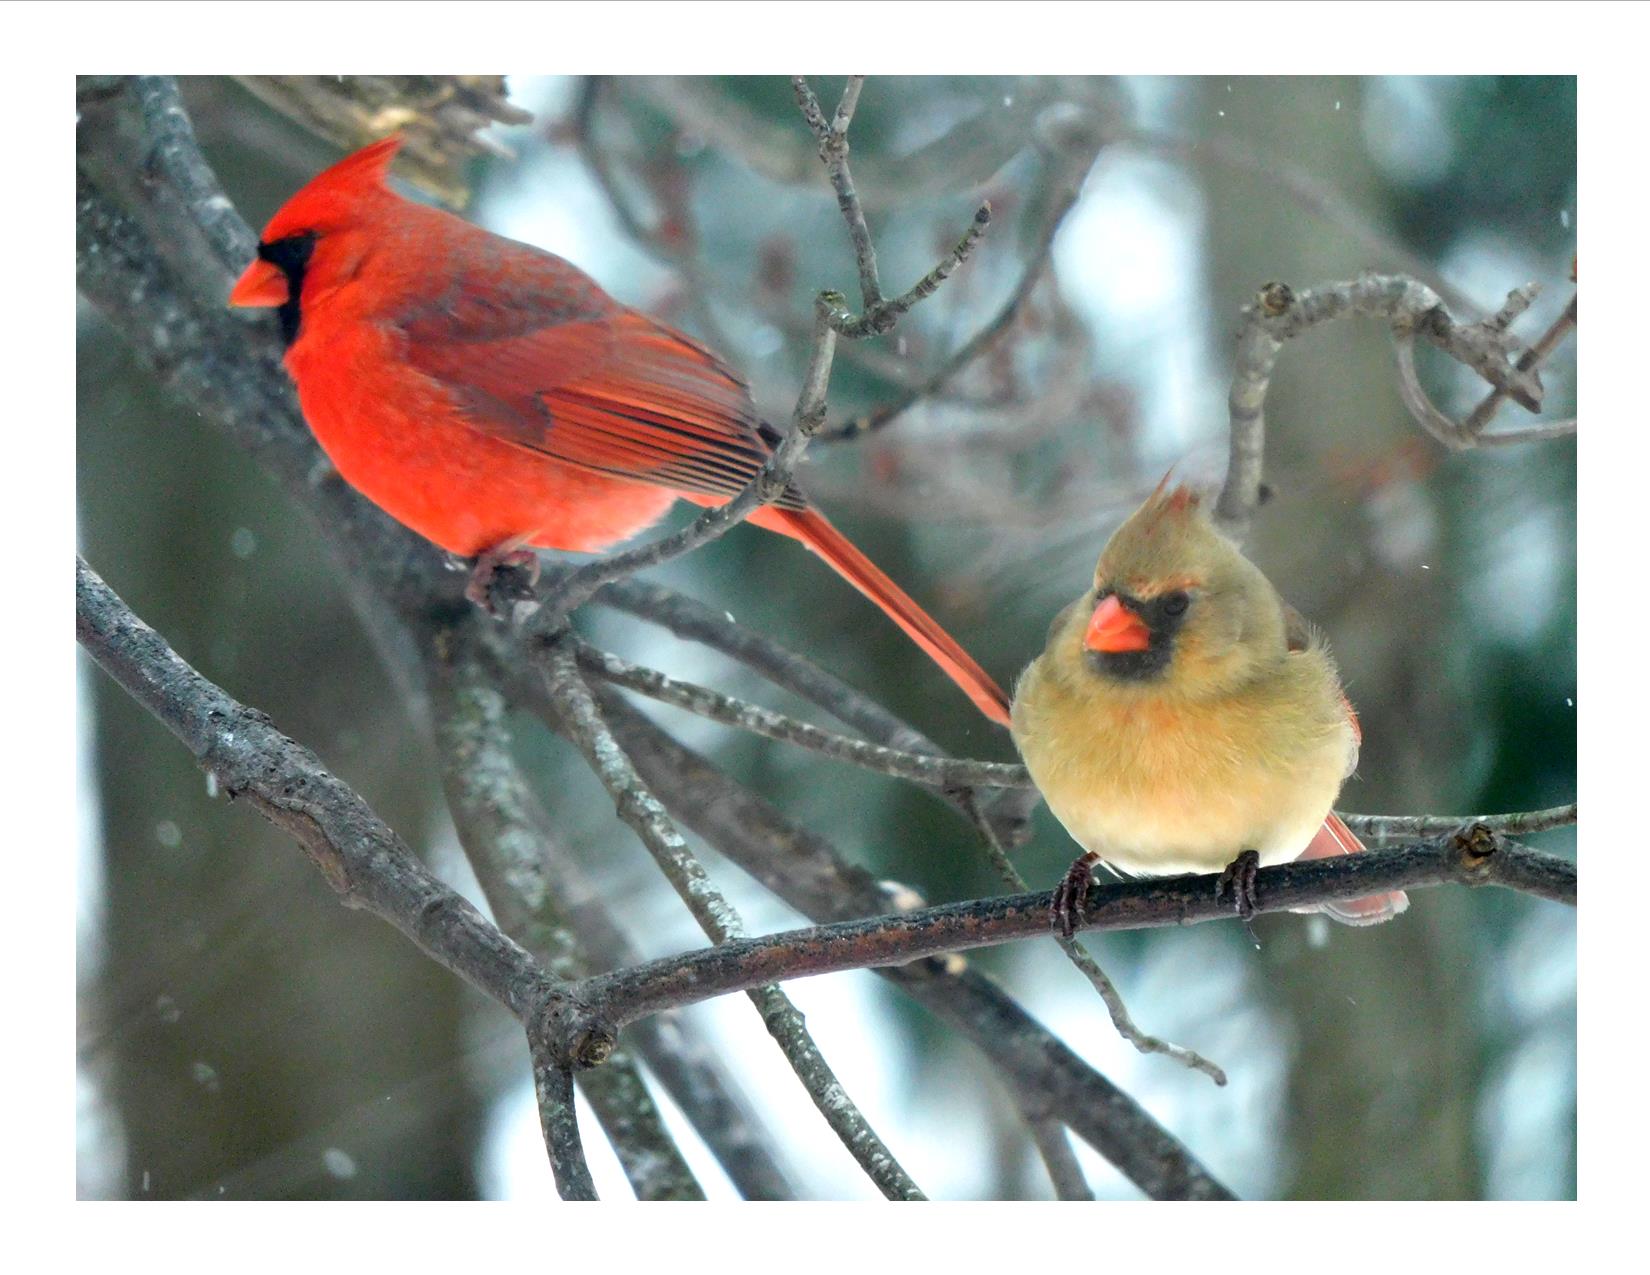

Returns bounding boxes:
[1160,590,1190,617]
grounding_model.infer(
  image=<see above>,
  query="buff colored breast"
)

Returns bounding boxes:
[1011,651,1355,877]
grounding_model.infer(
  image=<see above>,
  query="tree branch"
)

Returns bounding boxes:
[574,830,1574,1032]
[1216,273,1576,538]
[792,75,992,340]
[535,637,925,1200]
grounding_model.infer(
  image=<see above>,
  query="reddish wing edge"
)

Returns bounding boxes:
[1296,812,1410,926]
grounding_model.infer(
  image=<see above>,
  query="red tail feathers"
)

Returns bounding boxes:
[751,505,1012,726]
[1297,812,1409,926]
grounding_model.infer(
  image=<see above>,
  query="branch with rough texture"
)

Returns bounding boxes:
[535,637,925,1201]
[576,638,1027,790]
[570,829,1575,1033]
[958,791,1228,1087]
[1216,273,1576,537]
[77,555,552,1021]
[432,653,706,1201]
[530,1039,598,1201]
[562,687,1233,1199]
[1343,803,1576,842]
[792,75,991,339]
[78,553,620,1198]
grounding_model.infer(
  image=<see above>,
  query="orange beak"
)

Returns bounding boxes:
[229,257,288,308]
[1084,594,1151,653]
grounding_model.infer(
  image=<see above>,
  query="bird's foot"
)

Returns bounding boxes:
[465,541,542,617]
[1051,852,1102,940]
[1217,849,1263,946]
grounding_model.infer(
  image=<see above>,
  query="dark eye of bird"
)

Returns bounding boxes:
[1160,590,1189,617]
[256,232,318,345]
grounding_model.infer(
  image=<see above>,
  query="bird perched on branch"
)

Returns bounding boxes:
[1009,479,1408,936]
[229,134,1010,725]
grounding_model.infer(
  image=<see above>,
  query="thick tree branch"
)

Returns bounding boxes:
[573,831,1574,1032]
[76,555,553,1021]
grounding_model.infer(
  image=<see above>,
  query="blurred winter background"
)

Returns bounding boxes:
[76,75,1575,1199]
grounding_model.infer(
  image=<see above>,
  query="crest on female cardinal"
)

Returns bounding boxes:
[1010,479,1409,935]
[229,134,1011,726]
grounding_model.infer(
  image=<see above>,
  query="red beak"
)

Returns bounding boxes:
[1084,594,1151,653]
[229,257,288,308]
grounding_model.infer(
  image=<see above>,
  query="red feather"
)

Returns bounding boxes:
[231,135,1011,725]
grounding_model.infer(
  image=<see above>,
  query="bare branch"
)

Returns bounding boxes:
[829,101,1104,440]
[1216,273,1575,537]
[76,555,552,1021]
[1026,1118,1094,1201]
[530,1040,599,1200]
[446,633,797,1198]
[957,792,1228,1086]
[535,637,925,1200]
[432,652,706,1200]
[576,831,1576,1031]
[1343,803,1576,842]
[792,75,992,340]
[577,639,1027,790]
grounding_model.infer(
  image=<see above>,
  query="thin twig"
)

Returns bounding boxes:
[536,637,925,1200]
[1026,1118,1094,1201]
[530,1040,599,1201]
[1343,803,1576,842]
[792,76,883,310]
[958,792,1228,1086]
[792,75,992,339]
[448,633,798,1199]
[433,652,705,1200]
[827,102,1104,439]
[1462,293,1577,433]
[577,639,1028,790]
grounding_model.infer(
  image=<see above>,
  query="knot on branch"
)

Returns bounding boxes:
[1449,821,1503,882]
[1257,281,1295,317]
[531,986,615,1071]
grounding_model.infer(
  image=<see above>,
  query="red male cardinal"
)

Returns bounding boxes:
[1009,480,1408,935]
[229,135,1010,725]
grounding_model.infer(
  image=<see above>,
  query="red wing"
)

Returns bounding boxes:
[406,303,802,508]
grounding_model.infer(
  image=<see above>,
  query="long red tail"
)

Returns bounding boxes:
[747,504,1012,726]
[1297,812,1409,926]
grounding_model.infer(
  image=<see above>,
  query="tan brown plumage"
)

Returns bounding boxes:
[1010,480,1407,931]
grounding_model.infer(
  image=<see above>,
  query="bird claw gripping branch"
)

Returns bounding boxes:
[1050,851,1101,939]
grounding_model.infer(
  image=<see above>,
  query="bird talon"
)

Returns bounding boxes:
[465,545,541,617]
[1051,853,1101,939]
[1216,849,1262,920]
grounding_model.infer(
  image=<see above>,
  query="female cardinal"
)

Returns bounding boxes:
[228,135,1010,725]
[1009,480,1408,936]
